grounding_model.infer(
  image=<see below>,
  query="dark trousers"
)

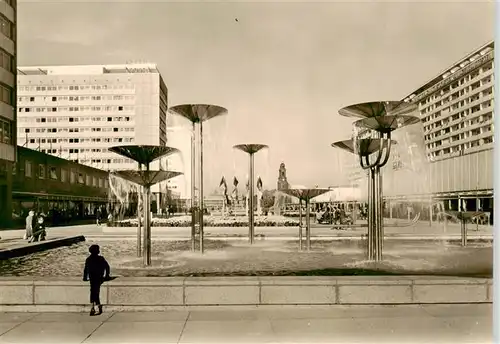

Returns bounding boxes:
[89,280,102,304]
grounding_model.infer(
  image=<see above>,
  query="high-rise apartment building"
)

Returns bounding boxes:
[402,41,494,215]
[16,63,177,209]
[403,41,494,162]
[0,0,16,226]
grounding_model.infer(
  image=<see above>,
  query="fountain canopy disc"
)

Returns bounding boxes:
[109,145,180,166]
[331,138,397,156]
[354,115,421,133]
[233,144,268,154]
[281,188,331,201]
[169,104,228,123]
[112,170,183,187]
[339,101,418,119]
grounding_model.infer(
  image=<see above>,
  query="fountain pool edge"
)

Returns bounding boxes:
[0,235,85,259]
[0,275,491,311]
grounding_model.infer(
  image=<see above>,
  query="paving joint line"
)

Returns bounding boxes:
[0,312,41,337]
[80,311,116,343]
[176,311,191,344]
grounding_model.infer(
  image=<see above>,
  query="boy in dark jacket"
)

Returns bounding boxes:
[83,244,110,316]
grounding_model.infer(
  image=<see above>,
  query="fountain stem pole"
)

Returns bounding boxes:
[137,185,142,258]
[374,166,383,261]
[143,164,152,266]
[199,121,204,254]
[306,198,311,251]
[461,217,467,247]
[191,122,196,252]
[298,199,303,251]
[367,168,375,261]
[249,153,255,244]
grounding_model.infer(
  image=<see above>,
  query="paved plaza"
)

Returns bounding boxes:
[0,221,493,242]
[0,304,492,343]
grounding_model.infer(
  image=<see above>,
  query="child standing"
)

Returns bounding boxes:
[83,244,110,316]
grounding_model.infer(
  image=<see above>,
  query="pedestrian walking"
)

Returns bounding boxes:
[24,210,35,241]
[83,244,110,316]
[96,208,102,226]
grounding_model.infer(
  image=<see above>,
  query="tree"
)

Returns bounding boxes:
[261,190,276,211]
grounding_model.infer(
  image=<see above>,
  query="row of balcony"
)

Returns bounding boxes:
[422,78,493,128]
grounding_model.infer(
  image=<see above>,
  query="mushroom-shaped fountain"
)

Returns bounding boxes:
[444,196,489,247]
[332,101,420,261]
[169,105,228,253]
[233,144,268,244]
[281,188,330,251]
[109,145,181,266]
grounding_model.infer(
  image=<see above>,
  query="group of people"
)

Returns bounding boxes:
[24,211,47,243]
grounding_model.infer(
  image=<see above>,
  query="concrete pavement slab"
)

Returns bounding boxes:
[0,313,38,323]
[272,305,431,320]
[29,312,113,323]
[442,316,492,343]
[421,303,492,317]
[83,320,185,344]
[270,317,363,343]
[0,324,18,337]
[187,309,267,321]
[106,311,189,322]
[178,319,276,343]
[0,321,101,344]
[0,304,492,343]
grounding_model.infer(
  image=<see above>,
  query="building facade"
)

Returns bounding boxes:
[402,41,494,215]
[16,63,177,211]
[12,146,109,227]
[0,0,16,226]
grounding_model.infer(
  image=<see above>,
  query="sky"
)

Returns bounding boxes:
[17,0,495,193]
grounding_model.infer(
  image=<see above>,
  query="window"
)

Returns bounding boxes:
[0,50,13,73]
[25,160,32,177]
[61,168,67,182]
[52,96,57,101]
[70,170,76,184]
[0,118,11,144]
[86,175,91,185]
[0,15,13,40]
[0,85,12,105]
[49,166,57,179]
[38,164,45,179]
[78,173,84,184]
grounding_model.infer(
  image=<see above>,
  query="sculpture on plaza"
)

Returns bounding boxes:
[245,179,250,215]
[256,176,263,216]
[219,176,231,217]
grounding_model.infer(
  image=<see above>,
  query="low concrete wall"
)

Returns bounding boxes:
[0,236,86,259]
[0,276,492,311]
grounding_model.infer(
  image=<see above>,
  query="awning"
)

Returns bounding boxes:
[12,191,108,203]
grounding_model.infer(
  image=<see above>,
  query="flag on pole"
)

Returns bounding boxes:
[257,177,263,192]
[231,177,239,201]
[219,176,228,191]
